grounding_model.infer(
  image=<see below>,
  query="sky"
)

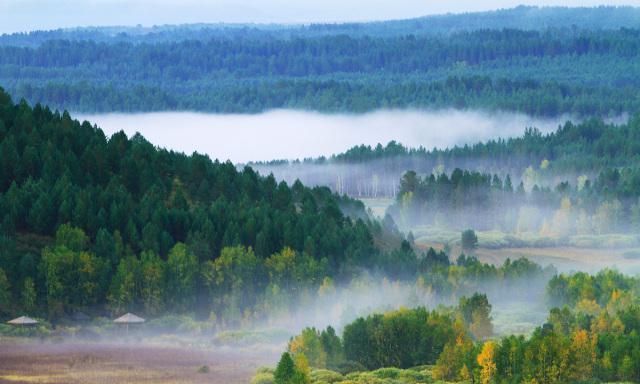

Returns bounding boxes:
[1,0,639,34]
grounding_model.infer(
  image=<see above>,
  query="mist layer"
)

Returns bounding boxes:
[77,109,574,163]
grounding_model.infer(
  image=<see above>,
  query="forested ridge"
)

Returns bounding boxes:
[3,6,640,46]
[254,117,640,202]
[0,89,412,323]
[326,118,640,173]
[3,15,640,115]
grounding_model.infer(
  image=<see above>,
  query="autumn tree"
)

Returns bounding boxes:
[288,328,327,368]
[569,329,596,381]
[478,341,497,384]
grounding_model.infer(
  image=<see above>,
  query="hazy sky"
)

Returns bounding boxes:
[1,0,639,34]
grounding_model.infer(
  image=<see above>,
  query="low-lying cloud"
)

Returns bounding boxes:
[78,109,578,164]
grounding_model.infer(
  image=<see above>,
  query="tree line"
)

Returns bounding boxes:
[252,117,640,199]
[3,27,640,115]
[4,6,640,47]
[392,166,640,234]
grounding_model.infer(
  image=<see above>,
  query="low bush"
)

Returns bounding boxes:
[251,372,275,384]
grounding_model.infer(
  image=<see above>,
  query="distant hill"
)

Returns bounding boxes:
[1,6,640,46]
[2,6,640,116]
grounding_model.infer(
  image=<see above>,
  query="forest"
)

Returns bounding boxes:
[261,269,640,384]
[2,15,640,115]
[3,5,640,384]
[390,166,640,234]
[254,116,640,205]
[0,89,566,328]
[0,88,415,324]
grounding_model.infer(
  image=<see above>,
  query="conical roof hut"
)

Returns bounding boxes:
[113,313,145,324]
[7,316,38,325]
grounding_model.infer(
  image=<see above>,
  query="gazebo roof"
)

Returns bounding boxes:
[7,316,38,325]
[113,313,145,324]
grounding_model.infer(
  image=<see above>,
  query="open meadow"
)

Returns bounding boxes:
[0,339,278,384]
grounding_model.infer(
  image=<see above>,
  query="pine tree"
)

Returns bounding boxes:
[274,352,296,384]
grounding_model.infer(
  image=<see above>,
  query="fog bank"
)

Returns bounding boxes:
[78,109,576,163]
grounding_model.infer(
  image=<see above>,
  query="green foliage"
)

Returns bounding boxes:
[310,369,344,384]
[320,326,344,369]
[21,277,37,314]
[166,243,198,311]
[0,268,11,316]
[289,328,328,369]
[275,353,298,384]
[252,372,275,384]
[42,227,109,318]
[458,293,493,340]
[55,224,89,252]
[342,307,456,370]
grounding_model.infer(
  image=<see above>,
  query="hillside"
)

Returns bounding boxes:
[0,89,407,322]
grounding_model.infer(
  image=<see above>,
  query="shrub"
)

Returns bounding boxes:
[311,369,344,383]
[335,361,367,375]
[371,367,402,379]
[251,372,275,384]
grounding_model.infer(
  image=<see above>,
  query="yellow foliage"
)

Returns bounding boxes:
[460,364,472,381]
[570,329,597,381]
[294,354,311,384]
[317,277,335,297]
[576,298,600,316]
[540,159,550,170]
[477,341,497,384]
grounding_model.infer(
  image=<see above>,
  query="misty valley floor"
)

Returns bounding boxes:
[0,340,277,384]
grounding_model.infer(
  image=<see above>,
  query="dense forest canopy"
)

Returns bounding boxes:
[2,7,640,115]
[0,88,415,323]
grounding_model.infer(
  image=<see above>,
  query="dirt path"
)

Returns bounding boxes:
[0,340,278,384]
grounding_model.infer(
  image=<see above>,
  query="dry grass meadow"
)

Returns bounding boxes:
[0,339,278,384]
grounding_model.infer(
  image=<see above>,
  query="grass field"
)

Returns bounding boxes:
[0,339,278,384]
[407,225,640,273]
